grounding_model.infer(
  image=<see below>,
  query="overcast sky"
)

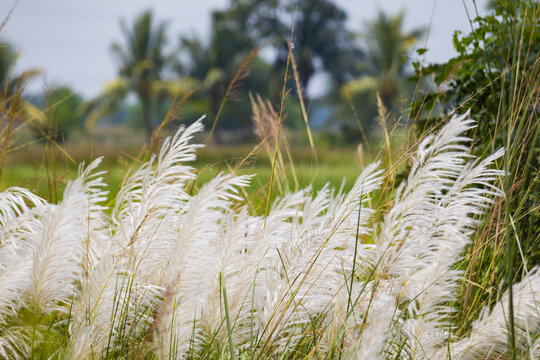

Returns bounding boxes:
[0,0,489,97]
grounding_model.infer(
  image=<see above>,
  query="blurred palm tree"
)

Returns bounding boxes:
[343,11,425,111]
[0,40,44,183]
[2,42,86,143]
[176,15,272,141]
[85,10,192,141]
[177,23,252,120]
[0,41,42,124]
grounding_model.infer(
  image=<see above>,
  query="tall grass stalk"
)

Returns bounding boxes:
[264,34,294,227]
[290,50,317,165]
[205,45,264,148]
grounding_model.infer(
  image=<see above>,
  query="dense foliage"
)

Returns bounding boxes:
[410,3,539,353]
[412,0,539,280]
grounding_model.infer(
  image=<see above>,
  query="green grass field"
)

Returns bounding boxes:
[1,129,369,212]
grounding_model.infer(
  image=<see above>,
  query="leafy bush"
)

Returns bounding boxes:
[411,1,539,341]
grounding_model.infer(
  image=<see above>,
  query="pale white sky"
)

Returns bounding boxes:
[0,0,489,97]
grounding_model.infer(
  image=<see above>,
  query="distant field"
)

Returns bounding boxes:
[1,128,372,210]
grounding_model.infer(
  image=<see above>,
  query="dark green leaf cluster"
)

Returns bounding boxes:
[411,0,538,145]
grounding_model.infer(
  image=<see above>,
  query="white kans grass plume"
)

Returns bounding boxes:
[439,267,540,360]
[0,189,47,358]
[71,119,205,358]
[360,115,508,359]
[0,160,108,358]
[0,188,46,319]
[0,113,538,359]
[154,173,252,357]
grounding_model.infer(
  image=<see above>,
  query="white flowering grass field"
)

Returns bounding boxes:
[1,112,539,359]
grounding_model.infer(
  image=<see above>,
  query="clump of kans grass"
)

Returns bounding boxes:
[0,113,538,359]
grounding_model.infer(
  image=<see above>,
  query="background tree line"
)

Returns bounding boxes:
[1,0,425,144]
